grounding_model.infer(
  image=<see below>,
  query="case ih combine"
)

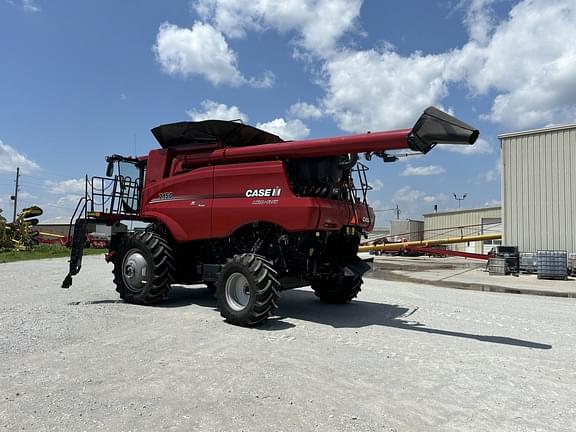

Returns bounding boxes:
[62,107,478,326]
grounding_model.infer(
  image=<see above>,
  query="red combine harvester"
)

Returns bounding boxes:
[62,107,478,326]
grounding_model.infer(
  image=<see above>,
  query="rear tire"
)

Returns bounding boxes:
[312,275,362,304]
[216,254,280,326]
[113,232,175,304]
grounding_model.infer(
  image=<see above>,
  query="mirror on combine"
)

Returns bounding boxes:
[106,161,114,177]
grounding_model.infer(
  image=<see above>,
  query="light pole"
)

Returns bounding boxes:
[453,193,467,209]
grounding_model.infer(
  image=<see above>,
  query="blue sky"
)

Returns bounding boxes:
[1,0,575,225]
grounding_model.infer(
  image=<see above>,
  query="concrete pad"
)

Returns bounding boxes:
[369,255,576,298]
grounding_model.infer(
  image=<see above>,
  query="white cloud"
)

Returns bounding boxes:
[185,100,311,139]
[18,191,37,200]
[401,164,446,176]
[256,118,310,140]
[0,140,40,174]
[390,186,449,218]
[484,199,501,207]
[437,137,493,155]
[462,0,497,44]
[248,70,276,89]
[474,157,501,184]
[153,22,273,87]
[321,48,451,133]
[56,195,83,204]
[54,195,84,211]
[22,0,40,13]
[193,0,362,57]
[152,0,576,132]
[40,216,72,224]
[369,179,384,192]
[288,102,323,119]
[368,198,382,209]
[187,100,248,122]
[476,170,499,183]
[461,0,576,128]
[153,22,243,86]
[315,0,576,133]
[44,179,86,195]
[396,153,424,164]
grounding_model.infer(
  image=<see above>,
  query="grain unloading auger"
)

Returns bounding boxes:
[62,107,478,326]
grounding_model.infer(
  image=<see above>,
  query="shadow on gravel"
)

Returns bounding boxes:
[160,285,218,308]
[74,285,218,308]
[276,289,552,350]
[81,285,551,350]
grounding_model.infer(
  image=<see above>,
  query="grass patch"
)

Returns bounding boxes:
[0,245,104,264]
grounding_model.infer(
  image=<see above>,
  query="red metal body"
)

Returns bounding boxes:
[165,129,412,168]
[141,160,373,242]
[138,130,410,242]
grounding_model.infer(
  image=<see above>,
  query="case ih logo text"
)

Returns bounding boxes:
[245,187,282,198]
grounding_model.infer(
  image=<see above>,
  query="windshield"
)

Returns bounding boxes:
[117,161,141,183]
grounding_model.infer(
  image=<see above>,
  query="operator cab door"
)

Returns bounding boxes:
[115,160,143,213]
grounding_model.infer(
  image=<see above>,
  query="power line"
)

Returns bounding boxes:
[374,205,401,219]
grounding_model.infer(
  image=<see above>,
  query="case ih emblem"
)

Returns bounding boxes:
[245,187,282,198]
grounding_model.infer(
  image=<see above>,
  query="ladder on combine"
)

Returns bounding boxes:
[61,173,141,288]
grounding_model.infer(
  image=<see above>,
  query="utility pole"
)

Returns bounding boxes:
[375,205,401,219]
[11,167,20,223]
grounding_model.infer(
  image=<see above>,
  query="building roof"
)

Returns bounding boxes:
[390,218,423,223]
[498,123,576,139]
[423,206,501,217]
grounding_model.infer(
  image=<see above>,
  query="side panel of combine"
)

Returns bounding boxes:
[141,166,214,242]
[211,161,320,237]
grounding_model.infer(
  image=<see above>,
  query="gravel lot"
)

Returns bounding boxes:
[1,255,575,431]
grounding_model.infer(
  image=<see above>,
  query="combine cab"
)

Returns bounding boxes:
[63,107,479,326]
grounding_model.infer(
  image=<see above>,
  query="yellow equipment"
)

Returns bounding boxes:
[0,205,44,251]
[358,233,501,253]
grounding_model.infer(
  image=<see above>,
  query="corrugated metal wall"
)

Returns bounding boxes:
[501,126,576,253]
[390,219,424,241]
[423,207,501,253]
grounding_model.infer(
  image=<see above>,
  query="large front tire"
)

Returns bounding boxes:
[312,275,362,304]
[216,254,280,326]
[113,232,175,304]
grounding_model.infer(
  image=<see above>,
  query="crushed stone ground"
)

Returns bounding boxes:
[1,255,575,431]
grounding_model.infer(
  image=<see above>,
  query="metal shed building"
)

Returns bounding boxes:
[389,219,424,242]
[499,124,576,253]
[423,206,502,254]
